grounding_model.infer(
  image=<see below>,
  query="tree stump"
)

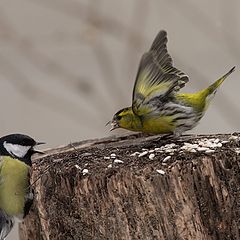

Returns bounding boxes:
[19,133,240,240]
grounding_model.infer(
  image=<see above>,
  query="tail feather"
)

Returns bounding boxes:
[175,66,235,112]
[207,66,235,95]
[204,66,235,109]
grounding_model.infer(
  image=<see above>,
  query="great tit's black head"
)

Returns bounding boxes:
[0,134,45,166]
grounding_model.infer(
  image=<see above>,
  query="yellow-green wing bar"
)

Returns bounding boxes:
[132,30,189,116]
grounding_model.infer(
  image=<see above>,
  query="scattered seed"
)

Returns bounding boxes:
[138,151,148,157]
[216,143,222,147]
[205,149,215,153]
[82,152,92,157]
[197,147,210,152]
[53,159,63,163]
[74,164,81,170]
[163,156,171,162]
[192,144,199,148]
[156,169,166,175]
[189,149,197,153]
[149,153,155,160]
[82,169,89,175]
[114,159,124,164]
[130,152,140,156]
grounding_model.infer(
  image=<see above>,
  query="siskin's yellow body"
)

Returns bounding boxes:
[116,71,233,135]
[141,115,175,133]
[110,30,235,136]
[120,109,175,133]
[0,156,29,217]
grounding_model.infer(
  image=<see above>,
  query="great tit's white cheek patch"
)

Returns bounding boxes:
[3,142,31,158]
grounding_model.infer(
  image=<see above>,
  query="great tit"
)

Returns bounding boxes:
[0,134,44,239]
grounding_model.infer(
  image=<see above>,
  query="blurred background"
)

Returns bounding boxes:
[0,0,239,239]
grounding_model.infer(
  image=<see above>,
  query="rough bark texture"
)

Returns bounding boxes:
[19,133,240,240]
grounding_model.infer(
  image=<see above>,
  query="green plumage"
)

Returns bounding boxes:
[176,66,235,112]
[0,156,29,217]
[110,30,235,135]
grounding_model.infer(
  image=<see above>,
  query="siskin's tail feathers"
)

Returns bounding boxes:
[207,66,235,95]
[176,67,235,112]
[202,66,235,110]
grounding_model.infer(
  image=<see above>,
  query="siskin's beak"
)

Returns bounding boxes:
[109,120,119,131]
[105,121,111,127]
[106,120,119,131]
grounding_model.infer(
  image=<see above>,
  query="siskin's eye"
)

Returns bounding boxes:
[116,115,122,121]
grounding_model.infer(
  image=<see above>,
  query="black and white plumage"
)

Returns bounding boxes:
[0,134,44,240]
[0,211,14,240]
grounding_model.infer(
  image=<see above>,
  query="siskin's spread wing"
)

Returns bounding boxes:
[132,30,189,116]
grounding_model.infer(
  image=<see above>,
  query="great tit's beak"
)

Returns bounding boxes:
[33,142,46,154]
[106,120,119,131]
[33,149,45,154]
[36,142,46,146]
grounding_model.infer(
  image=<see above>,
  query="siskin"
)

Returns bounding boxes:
[108,30,235,137]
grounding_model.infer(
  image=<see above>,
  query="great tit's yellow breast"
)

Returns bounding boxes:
[0,156,30,216]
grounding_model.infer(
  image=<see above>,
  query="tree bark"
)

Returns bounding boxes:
[19,133,240,240]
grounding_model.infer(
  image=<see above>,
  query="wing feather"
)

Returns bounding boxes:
[132,30,189,115]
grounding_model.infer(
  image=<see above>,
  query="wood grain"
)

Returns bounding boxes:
[20,133,240,240]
